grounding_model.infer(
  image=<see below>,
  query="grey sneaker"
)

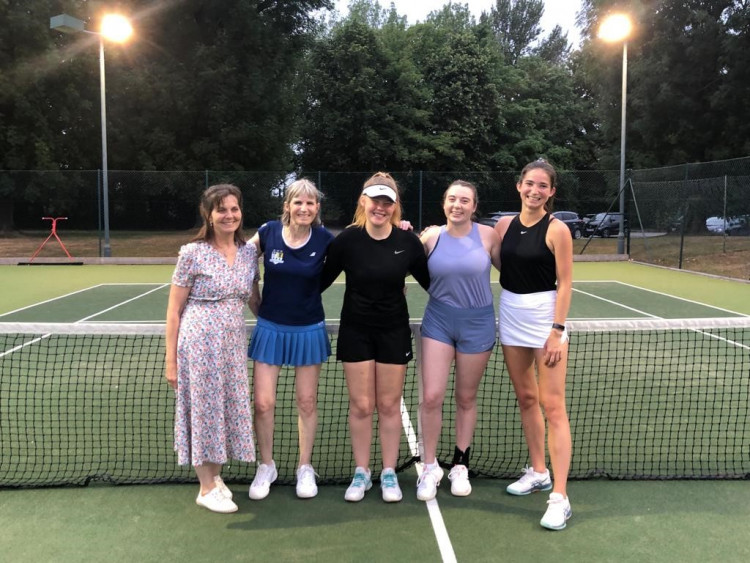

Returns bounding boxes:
[296,464,318,499]
[506,465,552,496]
[249,461,278,500]
[540,492,572,530]
[344,467,372,502]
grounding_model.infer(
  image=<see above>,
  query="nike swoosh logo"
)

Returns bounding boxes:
[520,231,527,234]
[394,250,405,254]
[310,252,316,256]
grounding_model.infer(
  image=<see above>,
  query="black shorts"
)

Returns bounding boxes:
[336,323,413,365]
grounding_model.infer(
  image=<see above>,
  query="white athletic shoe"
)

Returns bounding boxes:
[380,468,402,503]
[540,492,572,530]
[448,464,472,497]
[248,461,278,500]
[196,487,238,513]
[416,462,444,501]
[506,465,552,496]
[213,475,232,499]
[344,467,372,502]
[296,464,318,499]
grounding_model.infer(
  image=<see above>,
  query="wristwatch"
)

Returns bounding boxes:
[552,323,566,332]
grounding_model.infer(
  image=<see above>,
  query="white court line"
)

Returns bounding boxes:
[0,284,169,358]
[400,398,457,563]
[574,282,750,350]
[572,288,660,318]
[0,284,107,318]
[76,284,169,323]
[610,280,750,317]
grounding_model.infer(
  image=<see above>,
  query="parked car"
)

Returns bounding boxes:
[705,216,749,235]
[477,211,517,227]
[583,212,629,238]
[552,211,584,239]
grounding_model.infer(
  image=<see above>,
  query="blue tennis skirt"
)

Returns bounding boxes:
[248,317,331,367]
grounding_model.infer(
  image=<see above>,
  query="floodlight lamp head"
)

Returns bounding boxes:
[50,14,85,34]
[101,14,133,43]
[598,13,632,43]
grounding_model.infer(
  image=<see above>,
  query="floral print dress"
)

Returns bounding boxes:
[171,241,257,466]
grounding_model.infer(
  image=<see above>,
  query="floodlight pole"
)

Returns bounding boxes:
[50,14,112,257]
[617,42,628,255]
[98,36,112,257]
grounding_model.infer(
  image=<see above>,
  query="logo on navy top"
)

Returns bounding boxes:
[269,249,284,264]
[394,250,405,255]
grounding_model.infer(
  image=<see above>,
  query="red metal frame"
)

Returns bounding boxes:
[29,217,75,262]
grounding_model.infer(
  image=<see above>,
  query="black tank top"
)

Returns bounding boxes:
[500,214,557,294]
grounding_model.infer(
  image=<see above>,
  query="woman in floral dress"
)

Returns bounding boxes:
[165,184,259,513]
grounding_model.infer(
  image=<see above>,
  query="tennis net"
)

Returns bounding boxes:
[1,317,749,488]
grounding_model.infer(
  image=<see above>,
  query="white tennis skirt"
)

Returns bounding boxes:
[498,289,568,348]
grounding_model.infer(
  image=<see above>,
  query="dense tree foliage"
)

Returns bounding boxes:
[1,0,749,231]
[579,0,750,168]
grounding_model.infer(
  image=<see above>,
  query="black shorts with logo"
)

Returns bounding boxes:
[336,322,413,365]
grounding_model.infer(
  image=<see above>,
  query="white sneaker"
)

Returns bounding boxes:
[249,461,278,500]
[196,487,238,513]
[540,492,572,530]
[214,475,232,499]
[506,465,552,496]
[344,467,372,502]
[416,462,444,501]
[380,468,402,503]
[448,464,472,496]
[296,464,318,499]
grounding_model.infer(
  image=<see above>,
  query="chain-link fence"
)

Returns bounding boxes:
[3,156,749,274]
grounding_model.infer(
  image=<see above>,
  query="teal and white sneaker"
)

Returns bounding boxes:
[344,467,372,502]
[506,465,552,496]
[380,468,402,503]
[540,492,572,530]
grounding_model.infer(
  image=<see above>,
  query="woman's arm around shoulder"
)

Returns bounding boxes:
[477,222,501,270]
[493,214,514,242]
[407,230,430,291]
[419,225,441,256]
[319,228,348,292]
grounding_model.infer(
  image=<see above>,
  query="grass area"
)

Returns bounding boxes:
[2,229,748,280]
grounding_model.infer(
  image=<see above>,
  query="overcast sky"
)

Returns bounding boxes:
[333,0,583,46]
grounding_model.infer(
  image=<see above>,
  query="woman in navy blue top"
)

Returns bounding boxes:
[247,179,334,501]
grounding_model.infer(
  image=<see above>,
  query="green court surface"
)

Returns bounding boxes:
[1,262,750,562]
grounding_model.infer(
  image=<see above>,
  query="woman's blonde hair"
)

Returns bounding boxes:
[351,172,402,228]
[281,179,322,227]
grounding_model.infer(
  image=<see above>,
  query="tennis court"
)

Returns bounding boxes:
[1,262,750,562]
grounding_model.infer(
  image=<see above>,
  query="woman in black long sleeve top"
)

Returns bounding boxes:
[321,172,429,503]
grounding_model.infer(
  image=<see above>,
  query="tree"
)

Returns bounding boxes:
[483,0,545,64]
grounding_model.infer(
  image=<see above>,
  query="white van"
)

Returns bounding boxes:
[705,216,748,235]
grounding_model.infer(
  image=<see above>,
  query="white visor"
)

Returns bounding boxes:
[362,184,397,202]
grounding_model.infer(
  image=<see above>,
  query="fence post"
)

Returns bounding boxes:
[418,170,423,232]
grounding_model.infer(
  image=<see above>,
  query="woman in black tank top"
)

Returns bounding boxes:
[493,160,574,530]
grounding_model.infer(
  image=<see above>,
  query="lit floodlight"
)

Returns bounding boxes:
[101,14,133,43]
[598,13,632,43]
